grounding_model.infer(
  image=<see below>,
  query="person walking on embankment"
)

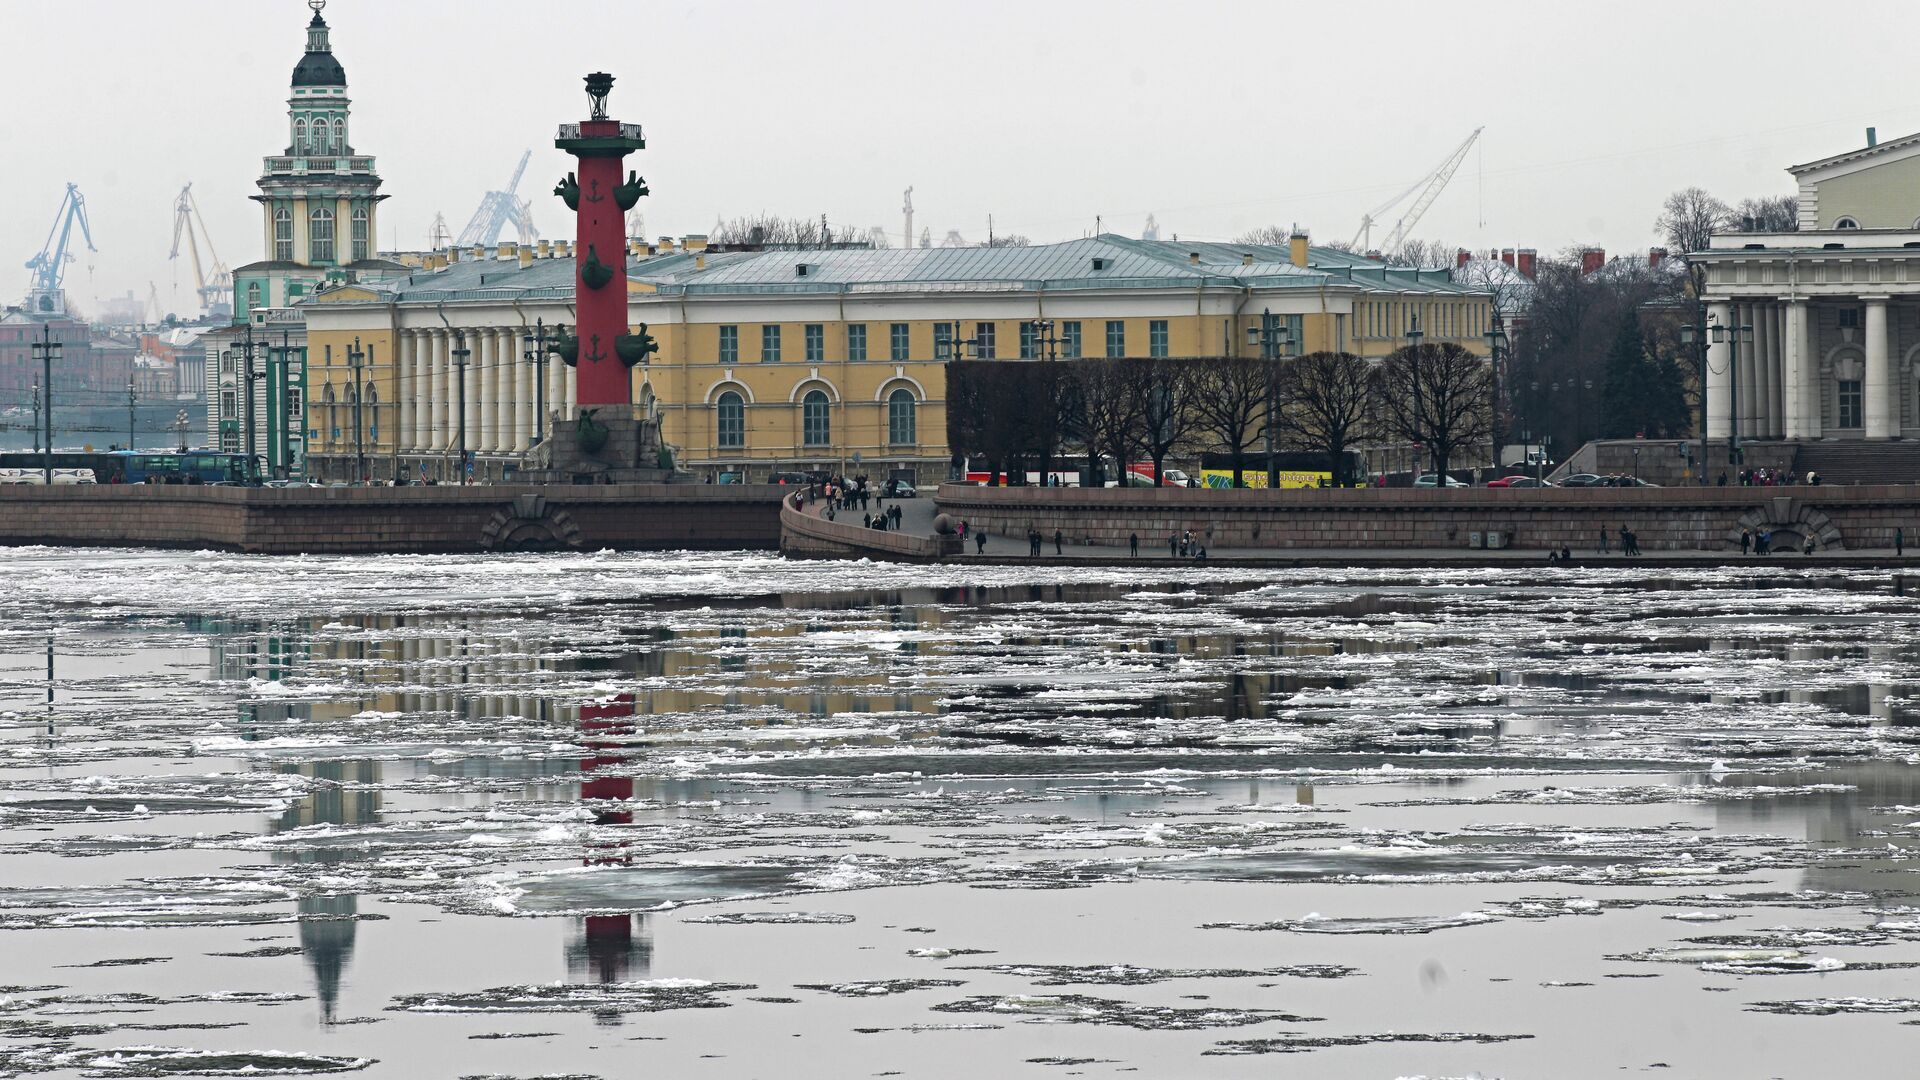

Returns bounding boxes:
[1598,528,1609,555]
[1130,533,1139,558]
[1053,529,1063,555]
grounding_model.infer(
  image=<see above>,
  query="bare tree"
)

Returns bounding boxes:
[1137,358,1201,486]
[1730,195,1798,233]
[982,234,1032,248]
[1070,359,1144,486]
[1385,238,1457,269]
[1285,351,1375,487]
[1376,342,1493,483]
[711,214,832,247]
[1232,225,1294,246]
[1188,357,1276,488]
[1655,187,1730,255]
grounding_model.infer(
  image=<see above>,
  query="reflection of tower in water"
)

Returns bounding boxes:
[567,694,652,1002]
[275,759,380,1023]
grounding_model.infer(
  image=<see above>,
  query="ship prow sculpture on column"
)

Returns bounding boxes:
[523,72,684,484]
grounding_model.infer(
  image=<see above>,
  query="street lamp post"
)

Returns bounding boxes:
[233,325,263,483]
[348,336,366,485]
[1405,315,1427,477]
[522,319,550,447]
[1022,319,1060,360]
[450,330,471,485]
[30,380,40,454]
[126,379,136,453]
[1246,310,1293,487]
[1483,317,1510,472]
[1678,316,1754,482]
[30,325,61,484]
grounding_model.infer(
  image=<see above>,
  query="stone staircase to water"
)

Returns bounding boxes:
[1790,442,1920,485]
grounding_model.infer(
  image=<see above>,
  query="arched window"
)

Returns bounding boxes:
[364,383,378,406]
[322,384,336,404]
[350,205,369,262]
[887,387,916,445]
[310,207,335,262]
[1836,216,1861,230]
[802,389,830,447]
[332,117,345,151]
[293,117,308,152]
[273,208,293,262]
[247,281,263,310]
[716,390,744,448]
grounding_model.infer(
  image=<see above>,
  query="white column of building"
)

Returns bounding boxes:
[1752,304,1775,440]
[514,333,533,452]
[1731,303,1754,440]
[497,330,517,452]
[1766,303,1781,438]
[398,330,416,452]
[392,331,410,452]
[429,330,450,450]
[1706,300,1733,440]
[548,353,566,430]
[1783,301,1807,439]
[478,326,499,447]
[563,358,577,416]
[1865,296,1893,439]
[1803,303,1823,439]
[413,329,432,451]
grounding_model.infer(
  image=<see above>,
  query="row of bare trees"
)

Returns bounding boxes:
[947,345,1492,487]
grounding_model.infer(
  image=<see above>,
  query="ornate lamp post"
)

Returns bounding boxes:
[1022,318,1060,360]
[126,379,136,453]
[1483,318,1509,470]
[31,325,60,483]
[450,330,471,484]
[1246,311,1293,487]
[1710,318,1753,470]
[522,319,551,446]
[348,336,367,484]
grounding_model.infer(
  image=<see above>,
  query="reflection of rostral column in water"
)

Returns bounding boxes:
[567,693,651,986]
[552,73,653,408]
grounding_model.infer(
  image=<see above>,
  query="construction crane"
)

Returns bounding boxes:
[1350,127,1483,255]
[169,183,232,318]
[24,182,96,315]
[428,213,453,251]
[454,150,540,248]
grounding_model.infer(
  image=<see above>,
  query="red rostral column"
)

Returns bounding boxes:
[554,72,651,407]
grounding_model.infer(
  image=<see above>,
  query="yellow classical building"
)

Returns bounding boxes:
[301,234,1491,482]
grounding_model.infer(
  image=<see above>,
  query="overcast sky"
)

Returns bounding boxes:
[5,0,1917,316]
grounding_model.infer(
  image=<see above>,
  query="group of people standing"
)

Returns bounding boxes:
[1720,467,1819,487]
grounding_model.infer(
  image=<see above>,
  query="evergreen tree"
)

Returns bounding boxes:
[1599,315,1650,438]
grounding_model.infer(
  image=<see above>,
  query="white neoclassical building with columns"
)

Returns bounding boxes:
[1697,129,1920,443]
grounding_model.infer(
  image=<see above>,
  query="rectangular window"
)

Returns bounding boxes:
[890,323,910,361]
[287,388,302,418]
[761,324,781,363]
[975,322,996,359]
[1019,322,1038,359]
[351,208,368,262]
[221,391,235,417]
[934,322,954,359]
[718,325,738,364]
[1286,315,1303,356]
[1105,320,1126,358]
[847,323,867,361]
[805,323,825,362]
[1839,379,1864,428]
[1062,321,1082,359]
[1149,319,1169,357]
[1839,308,1861,329]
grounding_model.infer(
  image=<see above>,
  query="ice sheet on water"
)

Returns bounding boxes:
[951,963,1356,985]
[1747,996,1920,1015]
[37,1046,372,1076]
[390,981,751,1015]
[682,911,855,925]
[930,994,1315,1030]
[794,980,965,997]
[1204,911,1498,935]
[1205,1031,1535,1055]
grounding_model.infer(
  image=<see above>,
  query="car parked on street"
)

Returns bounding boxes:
[1413,473,1468,488]
[1558,473,1604,487]
[1487,475,1553,488]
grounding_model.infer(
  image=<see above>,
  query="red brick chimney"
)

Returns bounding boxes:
[1516,248,1537,279]
[1580,248,1605,275]
[1500,247,1515,267]
[1455,248,1471,269]
[1648,247,1668,268]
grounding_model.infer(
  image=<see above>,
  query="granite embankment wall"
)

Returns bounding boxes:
[934,484,1920,551]
[0,485,785,554]
[779,495,959,561]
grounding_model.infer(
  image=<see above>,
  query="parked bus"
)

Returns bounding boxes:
[0,451,258,485]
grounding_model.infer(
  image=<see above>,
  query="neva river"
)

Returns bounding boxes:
[3,549,1920,1078]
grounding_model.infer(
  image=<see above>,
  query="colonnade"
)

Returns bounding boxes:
[1705,296,1898,441]
[391,327,576,455]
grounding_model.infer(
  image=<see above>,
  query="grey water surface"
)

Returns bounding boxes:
[3,549,1919,1079]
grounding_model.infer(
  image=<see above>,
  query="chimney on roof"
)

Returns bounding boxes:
[472,246,485,262]
[1648,246,1668,268]
[684,234,708,252]
[498,242,514,260]
[657,236,676,254]
[556,240,571,258]
[695,253,706,270]
[1580,248,1605,275]
[1868,126,1879,148]
[1455,248,1472,269]
[1189,251,1201,265]
[448,248,461,264]
[1241,252,1254,266]
[1289,231,1310,268]
[537,240,551,259]
[1500,247,1515,268]
[518,246,534,270]
[1517,248,1537,279]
